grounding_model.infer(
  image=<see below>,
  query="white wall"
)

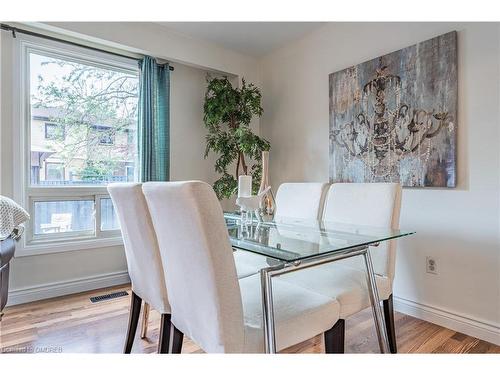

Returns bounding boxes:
[170,63,221,182]
[261,23,500,343]
[1,23,260,304]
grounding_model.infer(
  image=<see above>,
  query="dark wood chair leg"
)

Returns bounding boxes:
[383,294,397,353]
[124,291,142,354]
[324,319,345,353]
[171,324,184,354]
[158,314,172,354]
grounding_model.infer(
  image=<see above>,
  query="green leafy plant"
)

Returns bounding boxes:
[78,160,118,181]
[203,77,270,200]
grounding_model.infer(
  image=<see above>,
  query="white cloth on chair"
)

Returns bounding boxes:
[0,196,29,240]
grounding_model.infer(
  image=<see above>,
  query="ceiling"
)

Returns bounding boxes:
[156,22,324,57]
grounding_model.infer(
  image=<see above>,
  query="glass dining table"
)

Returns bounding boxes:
[224,212,415,354]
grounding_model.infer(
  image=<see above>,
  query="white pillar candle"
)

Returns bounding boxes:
[238,175,252,197]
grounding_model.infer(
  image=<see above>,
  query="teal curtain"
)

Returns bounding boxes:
[138,56,170,182]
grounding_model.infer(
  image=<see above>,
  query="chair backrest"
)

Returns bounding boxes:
[322,183,402,280]
[107,183,170,313]
[142,181,245,353]
[274,183,329,220]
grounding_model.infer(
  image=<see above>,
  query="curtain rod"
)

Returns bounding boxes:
[0,23,174,71]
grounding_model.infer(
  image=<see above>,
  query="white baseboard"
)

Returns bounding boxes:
[7,271,130,306]
[394,296,500,346]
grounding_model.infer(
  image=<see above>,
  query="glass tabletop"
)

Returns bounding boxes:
[224,212,415,262]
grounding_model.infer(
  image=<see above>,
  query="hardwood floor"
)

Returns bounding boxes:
[1,284,498,354]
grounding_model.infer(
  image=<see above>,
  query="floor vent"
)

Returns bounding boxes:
[90,291,129,303]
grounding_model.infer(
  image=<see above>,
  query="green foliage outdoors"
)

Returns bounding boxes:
[79,160,119,181]
[203,76,270,200]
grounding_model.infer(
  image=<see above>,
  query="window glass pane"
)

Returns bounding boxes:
[45,163,64,181]
[33,200,95,235]
[29,52,139,186]
[100,198,120,231]
[44,123,64,140]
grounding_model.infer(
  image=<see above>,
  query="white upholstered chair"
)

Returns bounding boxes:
[234,182,329,279]
[274,182,329,220]
[233,250,274,279]
[108,182,288,351]
[107,183,171,353]
[279,182,402,353]
[142,181,342,353]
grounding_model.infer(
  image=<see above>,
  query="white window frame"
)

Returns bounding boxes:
[13,34,139,257]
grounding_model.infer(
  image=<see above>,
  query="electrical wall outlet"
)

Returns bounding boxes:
[426,256,438,274]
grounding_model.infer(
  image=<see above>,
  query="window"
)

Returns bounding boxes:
[17,35,140,251]
[96,128,115,145]
[45,163,64,181]
[100,198,120,231]
[127,130,134,145]
[33,199,95,237]
[44,123,64,140]
[125,165,135,182]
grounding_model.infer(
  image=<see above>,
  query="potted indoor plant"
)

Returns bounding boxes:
[203,76,270,200]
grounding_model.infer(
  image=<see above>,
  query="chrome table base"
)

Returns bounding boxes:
[259,245,390,354]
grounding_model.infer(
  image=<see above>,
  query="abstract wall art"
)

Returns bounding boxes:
[329,31,457,187]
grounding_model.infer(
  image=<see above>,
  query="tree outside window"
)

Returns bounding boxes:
[30,52,139,186]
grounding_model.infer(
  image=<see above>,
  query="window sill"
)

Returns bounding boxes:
[14,236,124,257]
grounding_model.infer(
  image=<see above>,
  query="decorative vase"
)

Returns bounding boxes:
[258,151,276,216]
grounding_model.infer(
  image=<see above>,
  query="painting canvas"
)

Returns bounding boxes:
[329,31,457,187]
